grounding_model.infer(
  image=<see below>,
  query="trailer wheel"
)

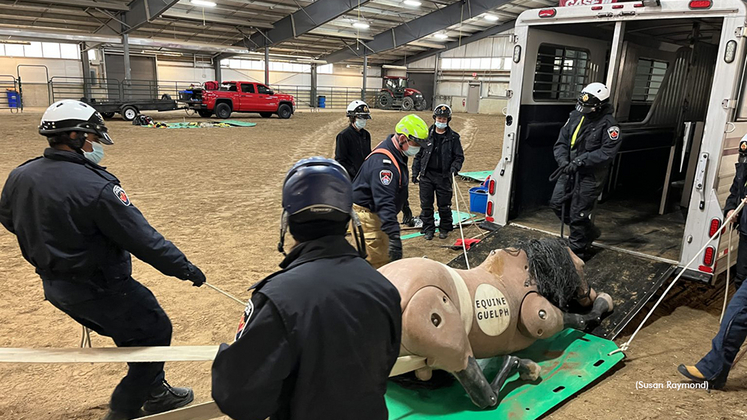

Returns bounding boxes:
[198,109,213,118]
[121,106,138,121]
[277,104,292,119]
[101,112,115,119]
[215,103,232,119]
[260,112,273,118]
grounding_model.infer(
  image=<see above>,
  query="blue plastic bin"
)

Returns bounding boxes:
[6,89,18,108]
[317,96,326,108]
[469,187,488,213]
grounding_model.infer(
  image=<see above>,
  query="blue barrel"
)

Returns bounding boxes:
[317,95,326,108]
[6,89,18,108]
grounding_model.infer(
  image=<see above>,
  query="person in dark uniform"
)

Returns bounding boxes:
[678,133,747,389]
[352,114,431,268]
[335,100,372,179]
[412,104,464,241]
[0,100,204,420]
[550,82,622,258]
[211,157,402,420]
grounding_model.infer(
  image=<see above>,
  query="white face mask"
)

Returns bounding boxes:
[404,145,420,157]
[355,118,367,130]
[435,122,448,130]
[83,140,104,164]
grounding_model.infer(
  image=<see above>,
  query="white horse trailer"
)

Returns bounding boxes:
[483,0,747,284]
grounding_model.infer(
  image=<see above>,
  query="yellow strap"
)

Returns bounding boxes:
[571,116,585,148]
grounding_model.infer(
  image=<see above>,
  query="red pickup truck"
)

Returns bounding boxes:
[188,81,295,119]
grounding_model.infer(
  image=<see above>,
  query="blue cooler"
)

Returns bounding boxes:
[469,187,488,214]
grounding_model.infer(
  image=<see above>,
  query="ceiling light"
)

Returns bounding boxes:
[484,14,499,22]
[434,33,449,39]
[404,0,422,6]
[352,21,370,29]
[190,0,217,7]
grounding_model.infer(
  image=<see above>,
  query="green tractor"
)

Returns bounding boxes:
[376,76,427,111]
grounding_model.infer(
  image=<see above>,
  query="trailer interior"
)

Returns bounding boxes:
[509,17,722,263]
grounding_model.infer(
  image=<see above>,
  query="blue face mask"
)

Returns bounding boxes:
[435,122,448,130]
[355,118,367,130]
[83,140,104,164]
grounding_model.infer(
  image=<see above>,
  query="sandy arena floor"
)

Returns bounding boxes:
[0,108,745,419]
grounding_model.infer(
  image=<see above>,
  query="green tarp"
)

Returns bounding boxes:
[386,329,624,420]
[402,210,479,240]
[458,170,493,183]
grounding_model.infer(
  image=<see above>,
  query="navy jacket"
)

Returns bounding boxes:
[334,124,371,179]
[212,235,402,420]
[0,148,194,287]
[553,104,621,174]
[352,135,409,236]
[724,162,747,235]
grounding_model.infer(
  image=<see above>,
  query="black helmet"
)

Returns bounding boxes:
[433,103,452,122]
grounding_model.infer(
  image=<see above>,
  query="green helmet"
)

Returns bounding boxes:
[395,114,430,147]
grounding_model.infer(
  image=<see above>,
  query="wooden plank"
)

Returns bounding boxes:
[140,402,224,420]
[0,346,220,363]
[140,355,428,420]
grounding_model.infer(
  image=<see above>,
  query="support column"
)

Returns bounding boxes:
[122,33,131,81]
[310,63,318,108]
[80,43,92,100]
[605,21,625,105]
[432,52,440,109]
[122,33,131,100]
[214,57,222,83]
[362,55,368,102]
[264,46,270,86]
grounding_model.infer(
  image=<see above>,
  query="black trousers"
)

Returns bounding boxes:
[419,172,453,234]
[550,172,604,252]
[43,277,172,413]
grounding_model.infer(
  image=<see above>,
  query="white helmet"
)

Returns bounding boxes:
[39,100,113,145]
[346,100,371,119]
[576,82,610,114]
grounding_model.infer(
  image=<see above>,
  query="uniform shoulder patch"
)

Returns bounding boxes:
[235,299,254,342]
[380,169,393,185]
[607,126,620,140]
[112,185,131,206]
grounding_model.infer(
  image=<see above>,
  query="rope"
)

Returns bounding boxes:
[204,282,246,306]
[452,173,470,269]
[722,225,732,324]
[609,197,747,356]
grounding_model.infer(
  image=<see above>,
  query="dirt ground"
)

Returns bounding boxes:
[0,108,745,419]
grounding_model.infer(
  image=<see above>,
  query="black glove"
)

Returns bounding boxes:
[183,263,206,287]
[388,233,403,262]
[564,161,580,175]
[450,167,459,176]
[412,176,419,184]
[402,205,415,227]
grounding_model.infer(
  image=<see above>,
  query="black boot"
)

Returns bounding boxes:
[439,230,449,240]
[424,231,434,241]
[142,381,194,415]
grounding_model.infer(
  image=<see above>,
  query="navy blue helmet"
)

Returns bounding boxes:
[282,157,352,223]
